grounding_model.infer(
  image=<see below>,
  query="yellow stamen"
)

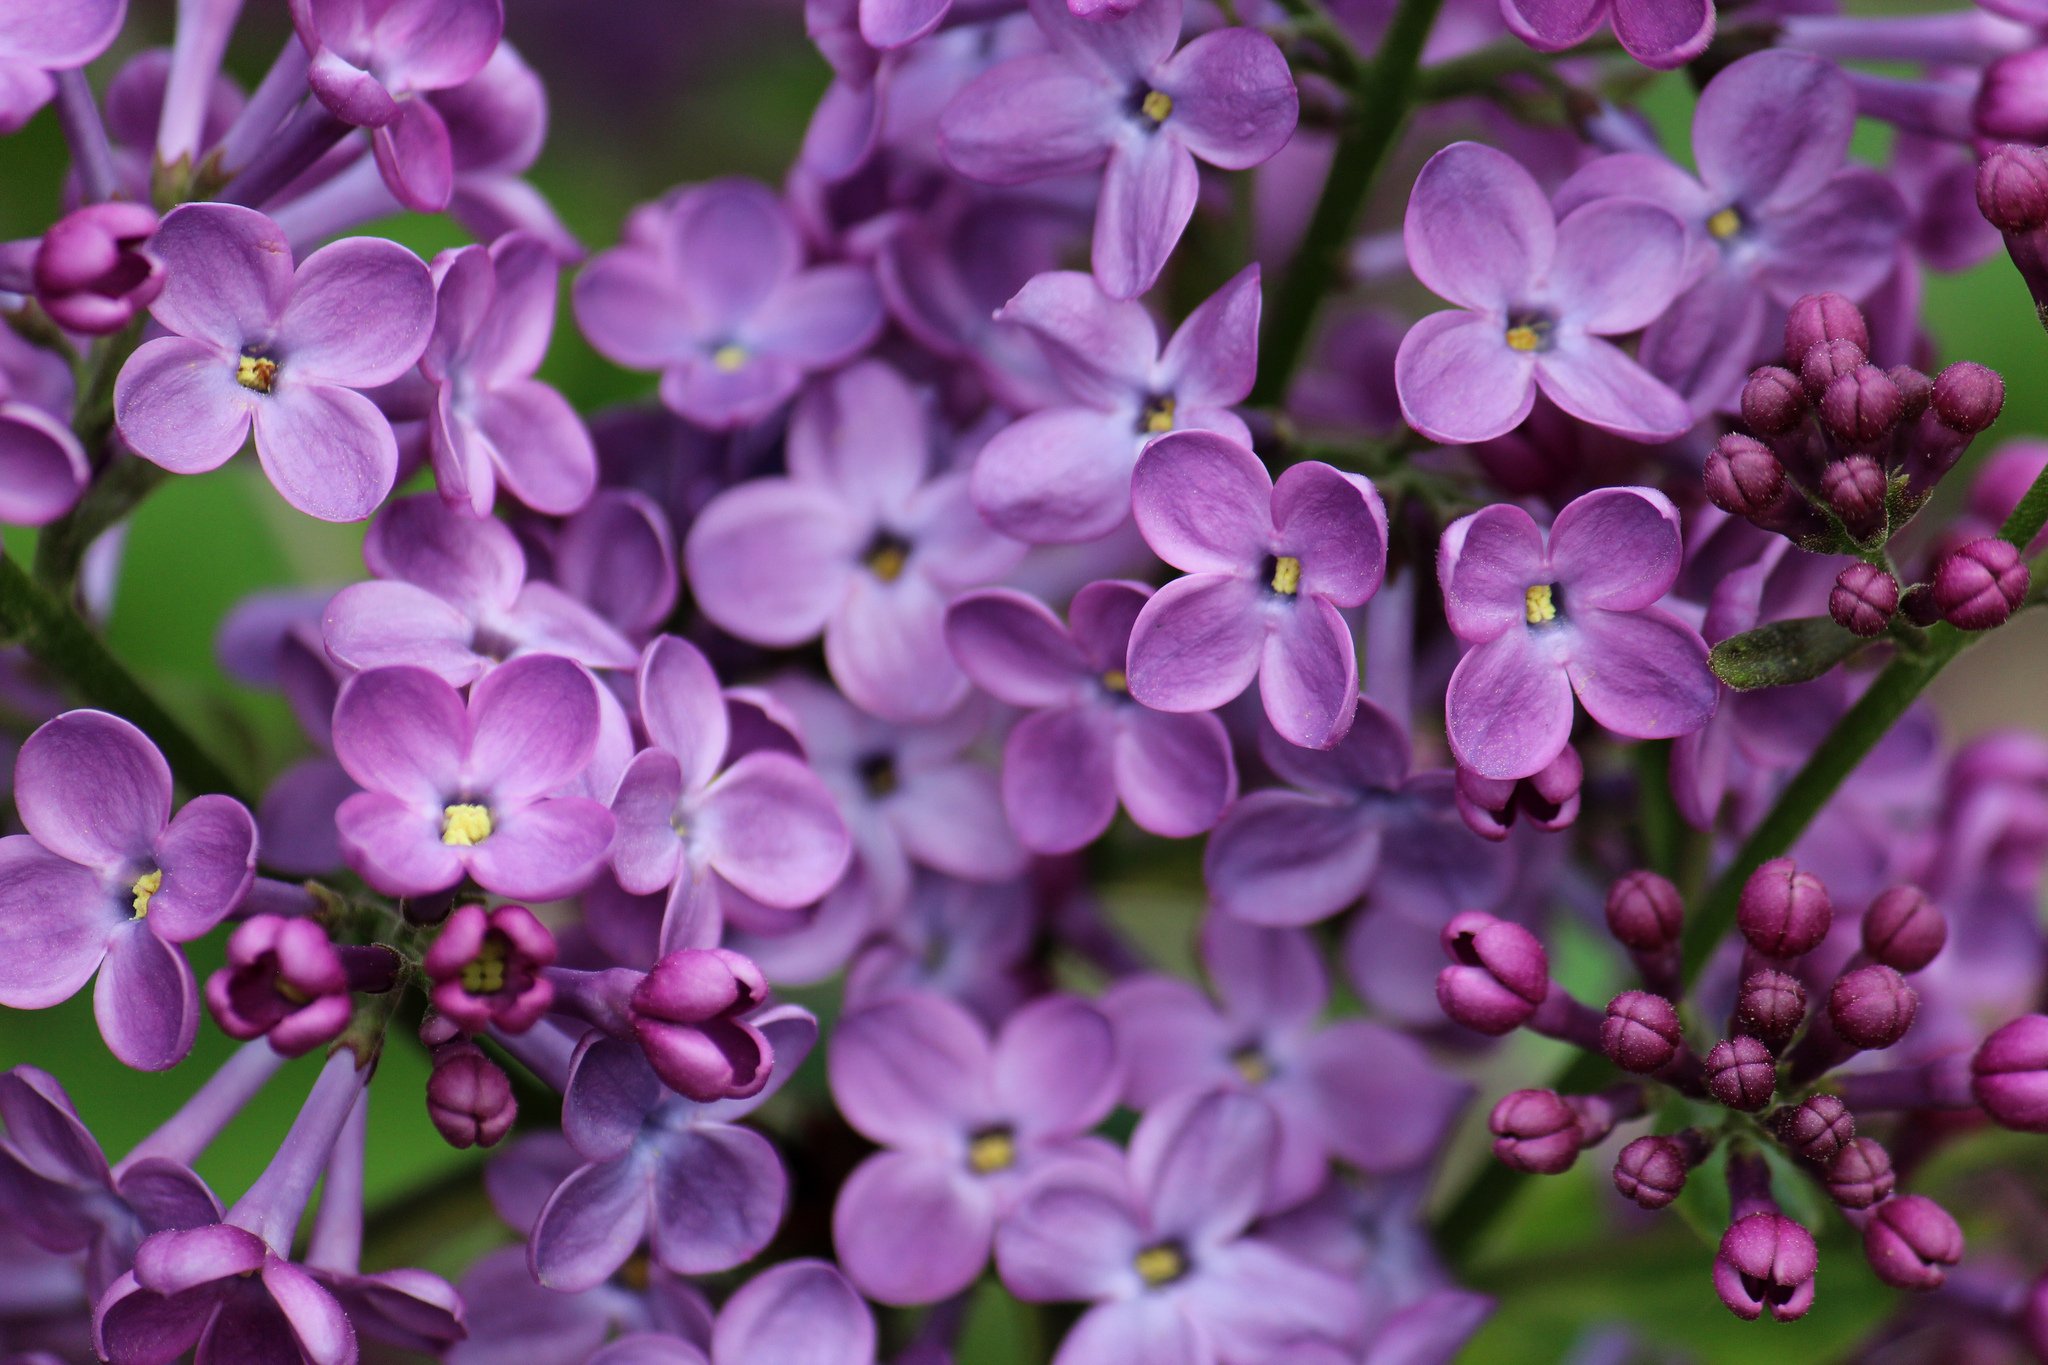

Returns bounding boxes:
[868,544,908,583]
[130,869,162,917]
[1231,1046,1272,1086]
[712,343,748,372]
[1525,583,1557,625]
[1707,206,1742,240]
[1134,1243,1186,1287]
[619,1254,652,1292]
[441,803,493,847]
[1505,325,1542,353]
[1140,90,1173,123]
[1142,396,1176,433]
[1101,669,1128,694]
[236,354,277,393]
[460,935,509,995]
[1271,555,1302,596]
[967,1130,1016,1174]
[276,980,311,1005]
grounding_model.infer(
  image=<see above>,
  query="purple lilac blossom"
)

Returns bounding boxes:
[1500,0,1712,70]
[588,1259,877,1365]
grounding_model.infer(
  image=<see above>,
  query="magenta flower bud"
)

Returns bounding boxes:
[422,903,558,1035]
[1737,857,1832,958]
[1861,885,1946,973]
[1488,1088,1582,1174]
[1705,1035,1776,1111]
[1602,990,1684,1074]
[1977,144,2048,233]
[426,1041,517,1149]
[33,202,164,335]
[1829,563,1898,639]
[1901,580,1942,627]
[1972,1013,2048,1131]
[1933,538,2028,631]
[1612,1135,1689,1210]
[1931,361,2005,434]
[1703,434,1787,520]
[1453,746,1583,840]
[629,947,774,1101]
[1819,455,1886,541]
[1824,1136,1896,1208]
[1714,1212,1818,1322]
[1436,912,1550,1036]
[205,915,355,1058]
[1828,964,1918,1051]
[1785,293,1870,370]
[1975,49,2048,145]
[1798,336,1866,401]
[1772,1094,1854,1163]
[1863,1194,1963,1291]
[1604,870,1683,953]
[1820,368,1903,448]
[1740,366,1808,435]
[1734,969,1807,1050]
[1887,366,1932,422]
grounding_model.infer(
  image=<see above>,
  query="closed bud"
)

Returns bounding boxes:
[426,1042,517,1149]
[1978,143,2048,233]
[1931,361,2004,433]
[1820,455,1887,541]
[1735,969,1807,1050]
[1436,912,1549,1035]
[1901,580,1942,627]
[1613,1136,1689,1209]
[1800,337,1867,400]
[1887,365,1932,422]
[1785,293,1871,369]
[1453,746,1582,840]
[1972,1013,2048,1131]
[629,947,774,1102]
[1715,1213,1818,1321]
[1933,537,2028,631]
[1740,365,1808,435]
[1864,1194,1964,1291]
[1975,49,2048,145]
[1829,963,1918,1050]
[1704,434,1787,519]
[1825,1136,1896,1208]
[1861,885,1946,972]
[1772,1094,1854,1163]
[1820,366,1903,447]
[33,202,164,335]
[1489,1088,1582,1174]
[1737,857,1832,958]
[1829,563,1898,638]
[1604,870,1682,953]
[1602,990,1684,1073]
[1706,1035,1776,1111]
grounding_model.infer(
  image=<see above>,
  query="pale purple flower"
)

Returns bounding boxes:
[971,265,1260,544]
[446,1240,708,1365]
[332,654,616,899]
[686,362,1024,722]
[0,374,87,527]
[1126,432,1387,751]
[545,489,680,639]
[113,202,434,523]
[1394,141,1694,445]
[1105,917,1470,1207]
[842,871,1040,1023]
[828,991,1121,1304]
[1440,487,1716,781]
[939,0,1297,299]
[1501,0,1712,70]
[0,711,256,1071]
[587,1260,876,1365]
[0,0,126,70]
[574,178,883,429]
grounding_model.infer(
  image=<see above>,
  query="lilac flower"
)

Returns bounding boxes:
[587,1260,876,1365]
[204,915,376,1057]
[529,1008,815,1290]
[446,1239,708,1365]
[1501,0,1712,70]
[1440,487,1716,780]
[422,902,556,1033]
[971,265,1260,544]
[844,871,1041,1022]
[574,178,883,429]
[686,362,1023,722]
[34,202,164,336]
[1105,916,1469,1207]
[828,990,1121,1304]
[608,635,850,952]
[0,374,87,527]
[0,711,256,1071]
[945,581,1236,852]
[323,494,638,685]
[1125,432,1387,750]
[332,654,616,899]
[113,202,434,523]
[994,1089,1363,1363]
[423,231,595,516]
[1394,141,1694,445]
[0,0,125,70]
[939,0,1297,299]
[547,489,680,639]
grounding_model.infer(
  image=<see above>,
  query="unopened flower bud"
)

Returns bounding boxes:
[1828,964,1918,1050]
[1715,1212,1818,1321]
[1829,563,1898,638]
[426,1042,517,1149]
[1931,361,2004,434]
[1436,911,1549,1035]
[1489,1088,1582,1174]
[1737,857,1832,958]
[1740,365,1807,435]
[629,947,774,1101]
[1602,991,1684,1074]
[1735,969,1807,1050]
[1887,366,1932,421]
[1975,49,2048,145]
[33,202,164,335]
[1706,1035,1776,1111]
[1613,1136,1689,1210]
[422,903,557,1034]
[1785,293,1870,370]
[205,916,355,1058]
[1604,870,1682,953]
[1704,435,1787,519]
[1933,537,2028,631]
[1453,746,1582,840]
[1821,367,1903,448]
[1799,337,1865,400]
[1863,1194,1963,1291]
[1861,885,1946,972]
[1772,1094,1854,1163]
[1825,1136,1896,1207]
[1972,1013,2048,1131]
[1901,580,1941,627]
[1979,144,2048,233]
[1820,455,1886,541]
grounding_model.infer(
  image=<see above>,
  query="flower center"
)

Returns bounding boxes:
[865,532,911,584]
[1707,206,1743,240]
[1231,1043,1272,1085]
[236,353,278,393]
[1101,668,1128,694]
[130,869,162,917]
[1140,89,1173,124]
[1134,1241,1188,1287]
[967,1127,1016,1174]
[1139,395,1176,434]
[859,752,898,800]
[1270,555,1302,596]
[460,933,510,994]
[712,343,748,372]
[1524,583,1558,625]
[441,803,494,847]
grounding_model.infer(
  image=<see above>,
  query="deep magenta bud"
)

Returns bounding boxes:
[1972,1013,2048,1131]
[1613,1136,1688,1210]
[1798,337,1866,400]
[422,903,558,1034]
[1931,361,2005,434]
[205,915,353,1058]
[1828,964,1918,1050]
[1829,563,1898,638]
[1933,537,2028,631]
[1887,365,1932,421]
[1863,1195,1963,1291]
[629,947,774,1102]
[426,1042,517,1149]
[1740,365,1808,435]
[1604,870,1682,953]
[1715,1213,1818,1322]
[1861,885,1946,972]
[33,202,164,335]
[1489,1089,1582,1174]
[1706,1035,1776,1111]
[1820,367,1903,447]
[1436,911,1549,1035]
[1602,991,1684,1074]
[1703,435,1787,519]
[1825,1137,1896,1208]
[1785,293,1870,370]
[1975,49,2048,145]
[1819,455,1886,541]
[1453,745,1582,840]
[1772,1094,1854,1163]
[1977,144,2048,233]
[1737,858,1832,958]
[1734,969,1807,1050]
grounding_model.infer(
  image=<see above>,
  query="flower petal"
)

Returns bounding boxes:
[648,1124,786,1275]
[16,710,170,870]
[1565,606,1718,741]
[331,666,467,802]
[825,575,968,724]
[829,991,991,1149]
[994,1170,1145,1303]
[833,1151,990,1305]
[1002,706,1120,854]
[1404,142,1553,312]
[1150,28,1298,170]
[336,791,461,897]
[465,798,615,900]
[945,590,1092,708]
[252,381,398,523]
[1500,0,1606,51]
[1133,1089,1275,1244]
[995,995,1122,1139]
[321,581,483,686]
[1549,198,1690,334]
[993,270,1156,407]
[147,795,258,943]
[1114,706,1235,838]
[530,1155,652,1292]
[1445,632,1575,781]
[278,236,435,386]
[1694,51,1853,212]
[467,653,601,801]
[113,337,253,476]
[1299,1019,1471,1173]
[474,379,598,517]
[1533,334,1694,442]
[1130,431,1273,574]
[148,203,292,348]
[698,752,850,908]
[712,1260,876,1365]
[1611,0,1713,67]
[939,55,1117,186]
[1093,133,1200,300]
[1258,595,1358,751]
[1270,462,1386,607]
[686,480,861,647]
[95,922,198,1072]
[1203,791,1380,926]
[971,407,1142,546]
[1393,309,1536,446]
[1547,486,1683,612]
[1125,574,1265,716]
[1439,502,1548,644]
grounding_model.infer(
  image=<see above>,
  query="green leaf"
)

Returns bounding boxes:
[1709,616,1869,690]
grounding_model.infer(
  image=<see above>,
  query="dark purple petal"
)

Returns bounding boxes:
[1445,632,1575,781]
[95,922,198,1072]
[147,795,258,944]
[1125,573,1265,715]
[648,1124,786,1275]
[1565,607,1717,741]
[530,1154,652,1292]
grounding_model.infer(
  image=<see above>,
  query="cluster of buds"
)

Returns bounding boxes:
[1433,859,2048,1320]
[1705,294,2023,637]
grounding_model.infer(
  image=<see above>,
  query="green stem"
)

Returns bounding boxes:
[1249,0,1445,408]
[0,550,248,801]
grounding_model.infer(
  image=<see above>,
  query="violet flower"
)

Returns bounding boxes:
[1395,141,1694,445]
[331,655,616,900]
[113,202,434,523]
[1501,0,1712,70]
[0,375,88,528]
[205,915,396,1057]
[34,202,163,336]
[422,902,556,1034]
[0,0,126,71]
[939,0,1297,299]
[1125,431,1387,751]
[0,710,257,1071]
[1439,486,1716,780]
[587,1260,876,1365]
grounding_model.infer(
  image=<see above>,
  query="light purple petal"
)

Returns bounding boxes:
[262,1259,356,1365]
[505,583,640,671]
[1299,1020,1470,1174]
[1445,632,1575,781]
[1549,198,1690,334]
[1500,0,1606,50]
[1102,975,1233,1108]
[648,1125,786,1275]
[1203,916,1327,1033]
[698,752,850,908]
[887,763,1028,882]
[1203,791,1379,925]
[1150,28,1298,170]
[321,581,482,685]
[1197,1239,1361,1359]
[1404,142,1552,312]
[833,1152,990,1305]
[994,1168,1144,1302]
[1611,0,1713,67]
[1114,707,1235,838]
[556,490,678,634]
[686,480,861,647]
[16,710,169,870]
[659,351,804,430]
[784,360,929,519]
[993,270,1156,408]
[825,575,969,724]
[147,203,292,348]
[1125,574,1264,715]
[1130,431,1273,574]
[1134,1090,1274,1244]
[1159,263,1260,407]
[530,1154,652,1292]
[467,653,600,800]
[251,381,398,523]
[712,1260,876,1365]
[1092,133,1200,301]
[277,237,435,386]
[365,492,522,608]
[573,245,697,369]
[1438,502,1547,645]
[994,995,1121,1139]
[114,337,253,475]
[1271,463,1386,607]
[1752,170,1911,304]
[1393,310,1536,446]
[639,635,730,793]
[0,404,87,525]
[1532,335,1694,442]
[1058,1298,1211,1365]
[331,665,467,803]
[669,180,801,334]
[1694,51,1852,212]
[1029,0,1181,78]
[0,0,124,67]
[1001,706,1119,855]
[475,379,598,517]
[946,590,1092,708]
[744,266,885,368]
[95,922,197,1072]
[465,797,615,900]
[971,407,1142,546]
[147,795,257,943]
[829,991,991,1149]
[939,56,1117,185]
[1565,606,1717,741]
[336,791,460,897]
[861,0,951,47]
[1258,596,1358,751]
[1548,486,1683,611]
[608,749,687,896]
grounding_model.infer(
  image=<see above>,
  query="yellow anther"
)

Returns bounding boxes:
[1505,325,1542,353]
[441,803,493,847]
[1142,397,1176,433]
[1141,90,1174,123]
[1101,669,1128,694]
[236,354,278,393]
[712,344,748,372]
[1134,1243,1186,1287]
[130,869,162,918]
[461,936,509,994]
[276,979,311,1005]
[868,543,908,583]
[1525,583,1557,625]
[1231,1046,1272,1086]
[1707,206,1743,240]
[619,1254,652,1291]
[1271,555,1302,596]
[967,1129,1016,1174]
